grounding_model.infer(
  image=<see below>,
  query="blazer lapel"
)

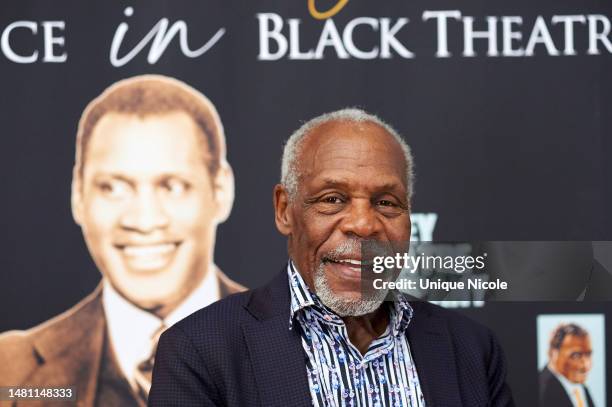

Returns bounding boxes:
[406,302,461,407]
[23,286,106,407]
[242,270,311,407]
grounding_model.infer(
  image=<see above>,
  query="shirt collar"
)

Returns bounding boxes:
[102,265,221,388]
[391,290,413,336]
[288,261,326,328]
[287,260,413,335]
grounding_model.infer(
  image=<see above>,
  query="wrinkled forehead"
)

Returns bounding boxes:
[561,334,592,352]
[297,120,408,182]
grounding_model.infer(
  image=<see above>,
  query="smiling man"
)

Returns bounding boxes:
[0,75,244,406]
[540,324,594,407]
[149,108,515,406]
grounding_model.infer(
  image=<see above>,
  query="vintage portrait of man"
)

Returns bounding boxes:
[540,323,595,407]
[0,75,244,406]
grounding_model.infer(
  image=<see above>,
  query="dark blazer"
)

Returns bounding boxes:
[539,366,594,407]
[149,269,515,407]
[0,270,244,407]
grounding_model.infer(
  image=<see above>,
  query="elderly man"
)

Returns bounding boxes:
[540,324,594,407]
[149,109,515,406]
[0,75,244,406]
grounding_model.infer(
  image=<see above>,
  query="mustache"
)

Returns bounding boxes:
[321,239,361,262]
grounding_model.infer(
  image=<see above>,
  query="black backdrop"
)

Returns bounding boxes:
[1,1,611,404]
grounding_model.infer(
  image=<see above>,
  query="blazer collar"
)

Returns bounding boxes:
[244,267,291,321]
[406,301,462,407]
[242,268,311,406]
[25,284,106,407]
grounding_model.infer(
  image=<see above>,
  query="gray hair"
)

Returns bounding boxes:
[280,108,414,201]
[549,323,589,351]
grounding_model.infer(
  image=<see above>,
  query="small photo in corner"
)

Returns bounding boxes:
[537,314,606,407]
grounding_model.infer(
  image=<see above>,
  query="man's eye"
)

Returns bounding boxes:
[377,200,396,207]
[96,181,131,198]
[375,198,406,216]
[162,179,189,196]
[322,196,343,204]
[312,195,346,214]
[98,183,112,193]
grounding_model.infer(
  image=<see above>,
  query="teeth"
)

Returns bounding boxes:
[337,259,362,265]
[123,244,176,257]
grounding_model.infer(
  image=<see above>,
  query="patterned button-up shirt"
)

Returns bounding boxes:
[288,262,426,407]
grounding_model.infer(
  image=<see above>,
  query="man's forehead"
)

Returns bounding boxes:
[306,175,407,198]
[306,119,391,142]
[298,120,407,178]
[83,111,209,175]
[562,334,592,349]
[91,110,200,135]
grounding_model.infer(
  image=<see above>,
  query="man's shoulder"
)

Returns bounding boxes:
[538,366,559,392]
[0,286,104,383]
[0,327,39,386]
[538,366,570,404]
[0,329,35,372]
[171,289,253,338]
[410,301,499,352]
[538,365,554,381]
[156,289,256,370]
[409,301,516,404]
[0,286,103,348]
[170,269,286,340]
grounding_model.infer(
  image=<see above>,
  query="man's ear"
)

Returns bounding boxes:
[71,166,84,226]
[213,161,235,223]
[549,349,559,364]
[273,184,292,236]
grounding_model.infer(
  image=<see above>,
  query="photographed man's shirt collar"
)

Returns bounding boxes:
[287,260,413,336]
[102,264,220,389]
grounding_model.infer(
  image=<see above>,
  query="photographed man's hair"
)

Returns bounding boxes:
[280,108,414,202]
[74,75,226,178]
[549,323,589,352]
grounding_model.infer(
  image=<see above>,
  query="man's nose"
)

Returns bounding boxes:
[120,188,169,233]
[339,200,382,238]
[579,357,592,370]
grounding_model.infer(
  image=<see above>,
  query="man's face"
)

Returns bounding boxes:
[73,112,222,313]
[275,120,411,315]
[553,335,593,383]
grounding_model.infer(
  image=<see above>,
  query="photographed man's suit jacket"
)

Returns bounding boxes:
[149,269,515,407]
[539,366,595,407]
[0,270,244,407]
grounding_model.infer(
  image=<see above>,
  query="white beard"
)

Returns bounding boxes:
[313,239,389,317]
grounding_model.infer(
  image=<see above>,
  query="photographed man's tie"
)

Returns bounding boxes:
[134,324,166,403]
